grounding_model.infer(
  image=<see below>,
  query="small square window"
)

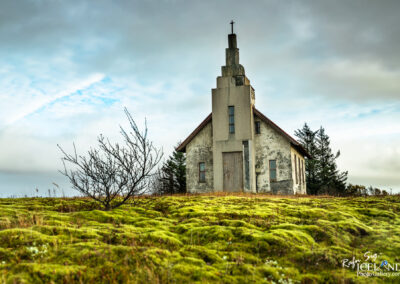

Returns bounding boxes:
[199,162,206,183]
[255,121,261,134]
[235,76,244,86]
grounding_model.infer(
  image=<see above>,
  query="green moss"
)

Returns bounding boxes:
[357,208,396,219]
[0,228,54,248]
[143,230,183,248]
[10,263,86,283]
[32,225,99,241]
[180,245,222,264]
[0,195,399,283]
[5,273,33,284]
[170,257,220,282]
[257,266,281,281]
[72,209,138,224]
[184,225,235,244]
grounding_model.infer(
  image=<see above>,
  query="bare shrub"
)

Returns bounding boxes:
[58,108,162,210]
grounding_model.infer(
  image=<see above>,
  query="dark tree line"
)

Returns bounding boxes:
[152,145,186,195]
[295,123,348,195]
[295,124,393,196]
[345,184,390,196]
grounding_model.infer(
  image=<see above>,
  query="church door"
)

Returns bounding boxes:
[223,152,243,192]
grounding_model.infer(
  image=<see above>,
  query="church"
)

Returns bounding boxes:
[177,27,310,195]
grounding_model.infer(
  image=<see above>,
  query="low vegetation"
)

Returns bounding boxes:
[0,194,399,283]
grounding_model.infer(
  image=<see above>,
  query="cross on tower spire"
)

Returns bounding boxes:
[230,20,235,34]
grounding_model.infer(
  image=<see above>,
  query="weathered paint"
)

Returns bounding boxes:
[291,146,307,194]
[185,116,306,195]
[186,121,213,193]
[254,118,294,194]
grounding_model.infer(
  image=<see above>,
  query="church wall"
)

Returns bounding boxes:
[291,147,307,194]
[186,121,214,193]
[254,118,294,194]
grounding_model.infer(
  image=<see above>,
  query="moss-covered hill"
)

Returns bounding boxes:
[0,195,399,283]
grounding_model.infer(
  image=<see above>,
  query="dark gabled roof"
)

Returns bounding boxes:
[176,113,212,152]
[176,108,311,158]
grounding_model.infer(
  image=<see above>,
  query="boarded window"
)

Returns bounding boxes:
[199,162,206,183]
[255,121,261,134]
[298,157,301,185]
[269,160,277,182]
[300,159,303,184]
[228,106,235,134]
[295,155,298,184]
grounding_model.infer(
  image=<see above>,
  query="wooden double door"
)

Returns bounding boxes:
[222,152,243,192]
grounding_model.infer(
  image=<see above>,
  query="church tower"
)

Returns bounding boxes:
[177,23,309,195]
[211,26,257,192]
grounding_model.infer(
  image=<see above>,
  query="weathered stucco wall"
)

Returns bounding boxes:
[254,118,294,194]
[186,121,214,193]
[291,147,307,194]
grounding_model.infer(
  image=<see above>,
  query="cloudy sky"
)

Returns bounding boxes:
[0,0,399,197]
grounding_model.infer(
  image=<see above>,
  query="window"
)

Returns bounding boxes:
[269,160,277,182]
[294,155,298,184]
[199,162,206,183]
[256,173,259,193]
[301,159,303,185]
[255,121,261,134]
[302,160,305,184]
[298,157,301,185]
[228,106,235,133]
[235,75,244,86]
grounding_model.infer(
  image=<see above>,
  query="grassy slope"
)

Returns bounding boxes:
[0,195,399,283]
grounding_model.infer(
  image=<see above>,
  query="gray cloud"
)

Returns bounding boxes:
[2,0,399,96]
[1,0,399,194]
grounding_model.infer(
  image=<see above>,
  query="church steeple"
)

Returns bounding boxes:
[222,21,245,77]
[226,34,239,65]
[211,22,255,193]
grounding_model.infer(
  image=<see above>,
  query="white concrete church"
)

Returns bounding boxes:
[177,29,310,194]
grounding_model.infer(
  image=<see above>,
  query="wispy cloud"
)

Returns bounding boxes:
[0,0,399,194]
[1,73,105,126]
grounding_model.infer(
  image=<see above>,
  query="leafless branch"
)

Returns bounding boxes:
[58,108,163,210]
